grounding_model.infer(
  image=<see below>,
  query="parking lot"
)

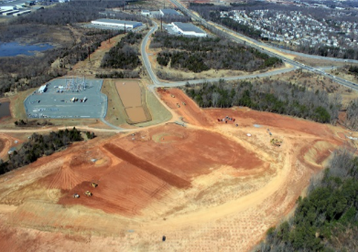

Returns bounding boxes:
[24,78,107,119]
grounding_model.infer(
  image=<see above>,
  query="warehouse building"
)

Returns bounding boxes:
[91,19,142,30]
[171,22,207,37]
[160,9,180,16]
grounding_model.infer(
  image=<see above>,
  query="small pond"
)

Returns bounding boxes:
[0,42,53,57]
[0,102,11,119]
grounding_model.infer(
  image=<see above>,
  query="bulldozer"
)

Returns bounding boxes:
[91,182,98,188]
[270,138,282,147]
[85,191,92,197]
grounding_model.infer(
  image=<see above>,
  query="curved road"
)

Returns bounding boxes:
[141,22,298,88]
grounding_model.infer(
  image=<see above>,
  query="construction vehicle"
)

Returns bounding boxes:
[171,94,175,98]
[91,182,98,188]
[176,103,180,108]
[85,191,92,197]
[73,193,80,198]
[270,138,282,147]
[182,102,186,106]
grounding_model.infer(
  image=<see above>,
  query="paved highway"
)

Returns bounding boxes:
[169,0,358,91]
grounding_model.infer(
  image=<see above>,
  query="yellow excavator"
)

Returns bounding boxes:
[91,182,98,188]
[85,191,92,197]
[271,138,283,147]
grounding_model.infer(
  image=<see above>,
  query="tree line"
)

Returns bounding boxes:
[258,148,358,251]
[184,79,341,124]
[345,98,358,130]
[0,128,95,175]
[0,28,119,97]
[101,31,142,70]
[151,32,282,74]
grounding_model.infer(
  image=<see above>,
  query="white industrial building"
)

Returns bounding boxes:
[171,22,207,37]
[141,10,150,16]
[160,9,180,16]
[38,84,47,93]
[2,10,19,16]
[13,10,31,16]
[91,19,142,30]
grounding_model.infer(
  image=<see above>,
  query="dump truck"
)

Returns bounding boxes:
[73,193,80,198]
[91,182,98,188]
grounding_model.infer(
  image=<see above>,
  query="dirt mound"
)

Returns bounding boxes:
[303,140,336,167]
[103,143,191,189]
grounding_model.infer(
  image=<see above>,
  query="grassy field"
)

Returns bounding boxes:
[9,88,36,120]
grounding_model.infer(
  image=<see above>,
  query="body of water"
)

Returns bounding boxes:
[0,102,11,119]
[0,42,53,57]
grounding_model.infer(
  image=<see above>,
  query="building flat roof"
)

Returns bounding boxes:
[93,19,142,26]
[160,9,180,16]
[173,22,206,34]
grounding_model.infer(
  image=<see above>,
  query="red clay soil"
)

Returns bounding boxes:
[207,107,336,139]
[58,162,171,215]
[116,124,264,180]
[103,143,191,189]
[162,88,340,140]
[158,88,211,127]
[0,134,20,159]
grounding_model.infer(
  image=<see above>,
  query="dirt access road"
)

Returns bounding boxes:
[0,88,352,251]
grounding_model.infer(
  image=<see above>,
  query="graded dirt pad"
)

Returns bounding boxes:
[0,87,352,251]
[115,80,151,124]
[116,81,142,107]
[125,107,148,124]
[116,124,264,180]
[103,143,190,189]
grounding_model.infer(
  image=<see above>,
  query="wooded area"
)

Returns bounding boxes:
[151,32,282,73]
[101,32,142,70]
[0,128,95,175]
[185,79,340,124]
[259,148,358,252]
[345,98,358,130]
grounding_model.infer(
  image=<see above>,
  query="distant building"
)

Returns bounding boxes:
[160,9,180,16]
[171,22,207,37]
[141,10,150,17]
[0,6,15,11]
[91,19,142,30]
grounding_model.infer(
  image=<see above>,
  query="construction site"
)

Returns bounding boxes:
[24,77,107,119]
[0,87,355,251]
